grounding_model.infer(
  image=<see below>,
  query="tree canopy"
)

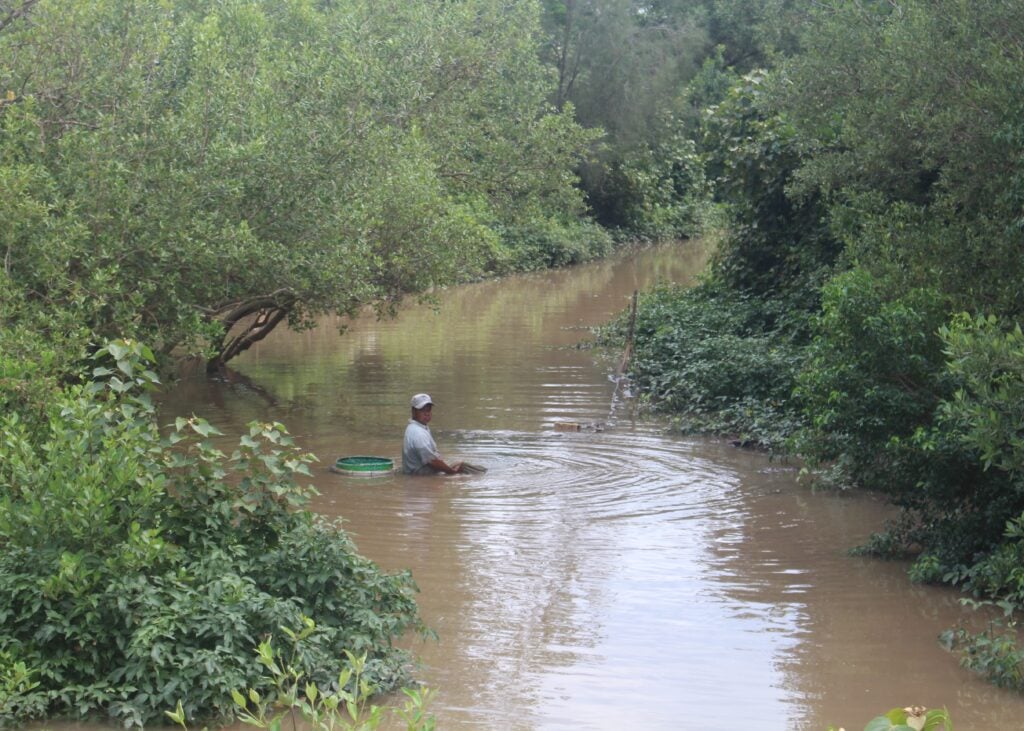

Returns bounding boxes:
[0,0,601,382]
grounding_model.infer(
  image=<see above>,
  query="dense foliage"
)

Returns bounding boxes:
[608,0,1024,687]
[778,0,1024,567]
[601,279,805,450]
[600,66,838,448]
[0,343,422,726]
[538,0,761,239]
[0,0,603,378]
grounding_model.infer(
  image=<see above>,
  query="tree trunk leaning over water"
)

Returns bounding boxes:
[202,289,298,373]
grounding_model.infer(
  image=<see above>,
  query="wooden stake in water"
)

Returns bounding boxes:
[616,289,639,378]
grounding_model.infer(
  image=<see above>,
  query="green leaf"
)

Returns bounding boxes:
[922,709,952,731]
[191,419,222,437]
[164,700,186,727]
[865,717,897,731]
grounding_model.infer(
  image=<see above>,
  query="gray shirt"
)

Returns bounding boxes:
[403,419,440,474]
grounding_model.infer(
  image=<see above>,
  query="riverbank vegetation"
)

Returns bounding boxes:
[601,0,1024,687]
[1,0,607,382]
[0,342,424,726]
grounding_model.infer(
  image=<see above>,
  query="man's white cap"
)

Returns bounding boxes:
[410,393,433,409]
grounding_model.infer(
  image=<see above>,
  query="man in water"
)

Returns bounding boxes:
[402,393,465,475]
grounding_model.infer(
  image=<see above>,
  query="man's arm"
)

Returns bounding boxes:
[426,457,464,475]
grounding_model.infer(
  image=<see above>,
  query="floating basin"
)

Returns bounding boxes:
[331,456,395,477]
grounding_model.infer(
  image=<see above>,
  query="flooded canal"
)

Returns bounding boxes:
[165,242,1024,729]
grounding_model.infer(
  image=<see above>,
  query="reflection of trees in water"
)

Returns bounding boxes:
[244,241,706,377]
[207,364,279,407]
[171,357,279,409]
[167,242,707,434]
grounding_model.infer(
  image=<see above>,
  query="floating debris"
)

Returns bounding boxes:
[553,421,605,433]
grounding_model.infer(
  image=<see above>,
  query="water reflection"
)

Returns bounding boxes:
[160,241,1024,730]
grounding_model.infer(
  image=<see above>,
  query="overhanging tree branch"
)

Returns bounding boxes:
[202,289,298,372]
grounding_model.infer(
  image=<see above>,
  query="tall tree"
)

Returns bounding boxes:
[539,0,711,233]
[541,0,706,142]
[774,0,1024,314]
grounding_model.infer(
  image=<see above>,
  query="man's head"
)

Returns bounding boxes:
[410,393,433,423]
[410,393,433,410]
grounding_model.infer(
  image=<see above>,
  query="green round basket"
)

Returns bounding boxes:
[331,456,395,477]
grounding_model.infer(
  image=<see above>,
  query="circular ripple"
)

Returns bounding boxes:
[433,428,745,527]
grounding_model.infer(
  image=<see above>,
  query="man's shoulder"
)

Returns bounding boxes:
[404,420,430,440]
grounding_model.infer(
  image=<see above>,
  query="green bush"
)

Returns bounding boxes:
[794,269,950,489]
[602,281,806,450]
[928,316,1024,683]
[796,280,1024,578]
[0,342,422,727]
[941,599,1024,691]
[586,118,711,242]
[167,631,436,731]
[938,314,1024,480]
[793,271,1017,566]
[496,217,614,272]
[828,705,952,731]
[959,528,1024,604]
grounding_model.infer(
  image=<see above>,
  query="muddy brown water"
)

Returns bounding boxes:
[160,242,1024,730]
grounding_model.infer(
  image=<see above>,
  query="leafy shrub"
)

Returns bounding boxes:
[828,705,952,731]
[907,553,945,585]
[941,599,1024,691]
[496,216,614,272]
[794,269,950,491]
[797,283,1024,585]
[938,314,1024,480]
[601,281,807,450]
[166,628,436,731]
[0,341,422,727]
[793,273,1024,569]
[960,536,1024,605]
[850,526,916,561]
